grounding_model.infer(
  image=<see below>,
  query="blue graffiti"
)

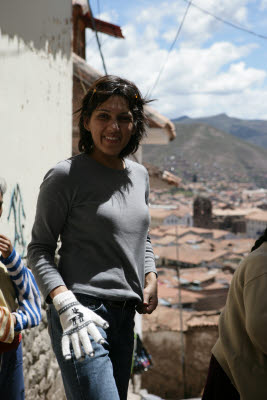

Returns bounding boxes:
[7,184,26,257]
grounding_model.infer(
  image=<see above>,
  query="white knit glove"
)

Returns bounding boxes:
[53,291,109,360]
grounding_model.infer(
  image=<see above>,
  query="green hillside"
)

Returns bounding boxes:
[143,122,267,188]
[173,114,267,149]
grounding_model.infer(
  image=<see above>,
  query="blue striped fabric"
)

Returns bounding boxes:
[0,249,41,332]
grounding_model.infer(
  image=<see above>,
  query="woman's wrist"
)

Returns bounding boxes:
[145,271,157,284]
[49,286,68,300]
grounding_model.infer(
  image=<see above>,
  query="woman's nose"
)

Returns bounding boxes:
[109,120,120,131]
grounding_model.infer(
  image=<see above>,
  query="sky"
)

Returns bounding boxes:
[86,0,267,120]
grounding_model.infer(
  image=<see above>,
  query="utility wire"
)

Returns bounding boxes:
[87,0,108,75]
[148,0,192,97]
[182,0,267,40]
[175,224,187,398]
[97,0,101,17]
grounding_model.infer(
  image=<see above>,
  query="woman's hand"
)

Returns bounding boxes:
[137,272,158,314]
[53,290,109,360]
[0,234,13,259]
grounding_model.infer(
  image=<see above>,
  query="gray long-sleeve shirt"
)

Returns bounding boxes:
[28,153,156,303]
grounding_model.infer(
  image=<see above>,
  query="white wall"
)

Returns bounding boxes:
[246,219,266,238]
[0,1,72,256]
[164,213,193,227]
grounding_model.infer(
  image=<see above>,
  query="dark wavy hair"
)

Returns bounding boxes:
[77,75,152,158]
[251,227,267,252]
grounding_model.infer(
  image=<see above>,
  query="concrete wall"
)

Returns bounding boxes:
[141,325,218,399]
[0,1,72,254]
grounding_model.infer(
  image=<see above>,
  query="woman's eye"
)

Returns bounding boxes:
[98,113,109,119]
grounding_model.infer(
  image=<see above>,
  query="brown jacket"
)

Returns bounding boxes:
[213,242,267,400]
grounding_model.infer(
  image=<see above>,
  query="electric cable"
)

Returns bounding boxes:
[87,0,108,75]
[97,0,101,17]
[182,0,267,40]
[175,224,187,398]
[148,0,192,97]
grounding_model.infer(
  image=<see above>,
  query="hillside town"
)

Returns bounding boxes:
[139,169,267,399]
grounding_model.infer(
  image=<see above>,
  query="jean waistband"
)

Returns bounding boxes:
[75,293,139,309]
[104,299,138,309]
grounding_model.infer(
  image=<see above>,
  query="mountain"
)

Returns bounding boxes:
[142,122,267,188]
[172,114,267,149]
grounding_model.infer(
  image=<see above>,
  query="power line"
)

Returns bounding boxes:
[182,0,267,40]
[87,0,108,75]
[97,0,101,17]
[175,224,187,398]
[148,1,192,97]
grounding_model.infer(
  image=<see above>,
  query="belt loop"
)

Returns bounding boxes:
[122,299,126,313]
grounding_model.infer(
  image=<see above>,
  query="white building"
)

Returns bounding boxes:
[149,207,193,229]
[0,1,73,255]
[245,211,267,238]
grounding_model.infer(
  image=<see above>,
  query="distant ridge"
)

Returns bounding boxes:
[143,121,267,188]
[172,115,189,122]
[172,113,267,149]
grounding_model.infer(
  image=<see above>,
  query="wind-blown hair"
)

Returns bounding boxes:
[251,227,267,252]
[77,75,152,158]
[0,177,7,196]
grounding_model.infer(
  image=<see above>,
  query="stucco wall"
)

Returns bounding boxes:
[141,325,218,399]
[0,0,72,254]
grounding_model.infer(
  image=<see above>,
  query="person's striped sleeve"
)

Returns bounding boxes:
[0,248,41,332]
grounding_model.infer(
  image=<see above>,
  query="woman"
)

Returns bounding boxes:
[28,75,158,400]
[0,177,41,400]
[202,227,267,400]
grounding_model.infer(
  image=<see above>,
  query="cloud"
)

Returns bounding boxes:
[86,1,267,120]
[95,10,119,23]
[260,0,267,10]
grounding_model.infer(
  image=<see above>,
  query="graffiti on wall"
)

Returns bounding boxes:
[8,184,27,257]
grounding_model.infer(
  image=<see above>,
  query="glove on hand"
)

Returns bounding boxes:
[0,306,14,344]
[53,290,109,360]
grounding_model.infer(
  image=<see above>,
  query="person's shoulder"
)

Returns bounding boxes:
[241,242,267,284]
[125,158,148,177]
[44,154,84,180]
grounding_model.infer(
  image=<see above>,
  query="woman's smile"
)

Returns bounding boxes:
[84,95,134,167]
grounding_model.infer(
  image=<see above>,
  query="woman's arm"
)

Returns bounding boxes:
[27,164,72,301]
[138,171,158,314]
[0,235,41,332]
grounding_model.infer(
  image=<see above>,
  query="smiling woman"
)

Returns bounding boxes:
[28,75,158,400]
[78,75,150,163]
[84,95,134,168]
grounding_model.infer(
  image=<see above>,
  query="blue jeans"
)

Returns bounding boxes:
[0,342,25,400]
[47,294,136,400]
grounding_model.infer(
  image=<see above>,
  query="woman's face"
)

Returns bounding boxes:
[85,95,134,159]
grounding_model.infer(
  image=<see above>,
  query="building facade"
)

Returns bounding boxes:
[0,1,73,254]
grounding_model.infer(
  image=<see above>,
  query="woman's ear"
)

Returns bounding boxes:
[83,116,90,131]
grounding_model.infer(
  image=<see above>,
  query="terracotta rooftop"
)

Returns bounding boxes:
[154,245,228,266]
[245,210,267,222]
[213,207,259,217]
[142,306,220,332]
[149,206,192,219]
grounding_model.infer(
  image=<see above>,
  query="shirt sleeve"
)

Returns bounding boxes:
[244,269,267,354]
[144,171,157,276]
[27,163,73,302]
[0,249,41,332]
